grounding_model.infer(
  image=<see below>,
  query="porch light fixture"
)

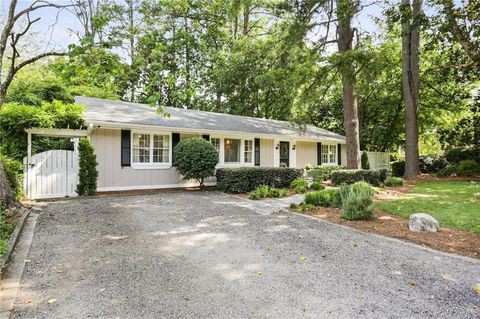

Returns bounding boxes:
[292,144,296,150]
[275,143,279,149]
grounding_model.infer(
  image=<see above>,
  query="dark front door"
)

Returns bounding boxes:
[279,141,290,167]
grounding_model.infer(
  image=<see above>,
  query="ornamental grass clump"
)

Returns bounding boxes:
[340,182,374,221]
[304,189,337,207]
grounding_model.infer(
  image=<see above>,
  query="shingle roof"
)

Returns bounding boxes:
[77,96,345,141]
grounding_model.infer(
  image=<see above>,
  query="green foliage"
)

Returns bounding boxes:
[334,184,352,207]
[173,138,218,187]
[76,138,98,196]
[385,177,404,187]
[444,147,480,164]
[419,156,447,173]
[0,156,23,198]
[391,161,405,177]
[291,178,308,193]
[305,190,337,207]
[437,160,480,177]
[299,203,315,212]
[216,167,303,193]
[249,185,289,200]
[0,102,85,161]
[307,166,345,181]
[310,181,325,191]
[361,151,370,170]
[0,202,17,256]
[289,202,298,209]
[331,170,383,187]
[340,182,374,221]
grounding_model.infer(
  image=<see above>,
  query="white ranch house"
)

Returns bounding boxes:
[24,96,348,198]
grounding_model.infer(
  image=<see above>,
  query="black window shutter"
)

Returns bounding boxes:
[172,133,180,164]
[202,134,210,141]
[317,142,322,165]
[121,130,131,167]
[254,138,261,166]
[337,143,342,166]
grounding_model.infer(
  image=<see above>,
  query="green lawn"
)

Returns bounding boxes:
[376,181,480,233]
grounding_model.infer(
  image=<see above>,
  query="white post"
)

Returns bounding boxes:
[273,138,280,167]
[26,132,32,198]
[290,140,297,168]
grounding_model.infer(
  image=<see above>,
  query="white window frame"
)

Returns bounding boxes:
[244,139,254,164]
[321,143,337,165]
[211,136,255,168]
[131,131,172,169]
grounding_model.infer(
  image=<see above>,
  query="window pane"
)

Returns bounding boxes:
[244,140,253,163]
[224,139,240,163]
[321,145,329,163]
[153,134,170,163]
[211,138,220,154]
[329,145,336,163]
[133,133,150,163]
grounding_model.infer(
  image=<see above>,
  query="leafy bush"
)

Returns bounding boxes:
[76,138,98,196]
[0,101,85,161]
[391,161,405,177]
[216,167,303,193]
[291,178,308,193]
[310,181,325,191]
[173,137,218,187]
[385,177,404,187]
[445,147,480,164]
[361,151,370,170]
[419,156,447,173]
[307,166,344,181]
[330,169,382,187]
[0,156,23,198]
[334,184,351,207]
[436,160,480,177]
[0,202,17,256]
[340,182,374,220]
[249,185,289,200]
[379,169,389,182]
[305,189,337,207]
[289,202,298,209]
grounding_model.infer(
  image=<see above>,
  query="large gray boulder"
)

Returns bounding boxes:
[409,213,439,232]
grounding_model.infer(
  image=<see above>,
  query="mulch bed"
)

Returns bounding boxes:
[298,175,480,259]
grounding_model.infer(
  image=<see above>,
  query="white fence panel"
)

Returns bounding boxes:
[366,151,390,170]
[23,150,78,199]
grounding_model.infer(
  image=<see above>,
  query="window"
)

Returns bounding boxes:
[224,138,240,163]
[211,138,220,155]
[133,133,150,163]
[132,132,170,167]
[153,134,170,163]
[321,144,337,164]
[244,140,253,163]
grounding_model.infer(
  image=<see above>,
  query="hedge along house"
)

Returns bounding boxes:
[78,96,347,192]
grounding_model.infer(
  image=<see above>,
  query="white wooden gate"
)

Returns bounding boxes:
[366,151,390,170]
[23,150,79,199]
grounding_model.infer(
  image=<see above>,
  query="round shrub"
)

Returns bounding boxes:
[456,160,480,176]
[445,147,480,164]
[305,189,337,207]
[310,181,325,191]
[173,137,218,187]
[385,177,404,187]
[291,178,308,189]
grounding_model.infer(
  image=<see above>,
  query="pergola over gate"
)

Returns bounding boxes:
[24,126,92,200]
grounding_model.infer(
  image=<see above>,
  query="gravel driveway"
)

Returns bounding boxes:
[10,191,480,318]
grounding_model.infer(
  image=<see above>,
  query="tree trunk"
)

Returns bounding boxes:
[336,0,361,169]
[401,0,421,178]
[0,160,21,209]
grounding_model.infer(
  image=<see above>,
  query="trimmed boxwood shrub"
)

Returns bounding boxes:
[385,177,404,187]
[216,167,303,193]
[307,166,344,181]
[174,137,218,187]
[361,151,370,170]
[330,169,382,187]
[391,161,405,177]
[437,160,480,177]
[305,189,337,207]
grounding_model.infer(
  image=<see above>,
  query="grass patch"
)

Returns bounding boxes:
[376,181,480,233]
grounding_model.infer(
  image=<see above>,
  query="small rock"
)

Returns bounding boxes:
[409,213,439,232]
